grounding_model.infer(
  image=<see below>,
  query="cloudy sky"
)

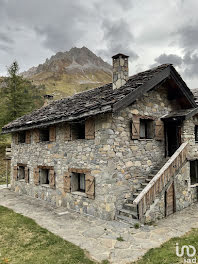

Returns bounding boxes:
[1,0,198,88]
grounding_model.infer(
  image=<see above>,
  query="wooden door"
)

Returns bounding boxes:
[165,182,175,216]
[165,122,182,157]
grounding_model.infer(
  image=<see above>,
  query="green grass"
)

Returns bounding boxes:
[133,228,198,264]
[0,206,95,264]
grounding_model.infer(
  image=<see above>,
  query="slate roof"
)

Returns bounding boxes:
[2,64,196,133]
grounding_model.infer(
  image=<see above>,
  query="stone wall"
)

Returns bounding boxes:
[11,85,188,221]
[144,161,197,223]
[182,116,198,160]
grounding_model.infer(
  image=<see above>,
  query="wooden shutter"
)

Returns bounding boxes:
[85,118,95,139]
[33,129,40,143]
[49,169,55,188]
[25,131,31,144]
[85,174,95,199]
[132,115,140,139]
[155,120,164,140]
[65,123,71,141]
[34,168,40,185]
[49,126,56,142]
[13,166,18,181]
[14,133,19,145]
[25,167,29,183]
[63,172,71,193]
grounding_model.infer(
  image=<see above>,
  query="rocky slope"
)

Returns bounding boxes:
[22,47,112,99]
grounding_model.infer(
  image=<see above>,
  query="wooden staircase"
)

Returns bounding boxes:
[117,142,188,224]
[117,158,169,224]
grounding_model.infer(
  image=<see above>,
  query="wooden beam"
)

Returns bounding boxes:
[113,67,171,112]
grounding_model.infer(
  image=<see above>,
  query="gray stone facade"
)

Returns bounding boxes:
[11,85,198,222]
[144,162,197,223]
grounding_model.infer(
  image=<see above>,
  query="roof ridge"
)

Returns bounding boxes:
[45,63,171,107]
[3,63,191,133]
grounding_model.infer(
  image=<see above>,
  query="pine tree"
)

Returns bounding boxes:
[0,61,45,127]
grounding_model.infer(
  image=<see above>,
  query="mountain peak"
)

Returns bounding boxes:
[23,46,112,77]
[21,46,112,99]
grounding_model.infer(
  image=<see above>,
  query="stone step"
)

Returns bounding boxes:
[145,178,151,183]
[141,182,148,188]
[136,176,146,182]
[133,192,140,199]
[117,214,139,225]
[137,187,144,192]
[148,175,155,179]
[119,208,138,219]
[151,169,159,174]
[126,198,135,204]
[123,203,137,211]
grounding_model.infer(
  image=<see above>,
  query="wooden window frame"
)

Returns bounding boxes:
[64,168,95,199]
[18,131,26,144]
[39,128,50,142]
[14,164,29,183]
[71,122,85,140]
[35,165,55,188]
[140,118,154,139]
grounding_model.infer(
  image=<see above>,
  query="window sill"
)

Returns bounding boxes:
[41,184,50,188]
[19,179,25,182]
[71,191,87,197]
[39,141,51,144]
[139,138,153,141]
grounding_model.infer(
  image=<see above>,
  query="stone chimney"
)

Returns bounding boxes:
[43,94,54,107]
[112,53,129,89]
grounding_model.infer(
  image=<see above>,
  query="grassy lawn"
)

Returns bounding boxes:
[134,228,198,264]
[0,206,96,264]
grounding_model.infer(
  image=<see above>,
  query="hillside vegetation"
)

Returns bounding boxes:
[22,46,112,99]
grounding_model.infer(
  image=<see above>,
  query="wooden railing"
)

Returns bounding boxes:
[133,141,188,221]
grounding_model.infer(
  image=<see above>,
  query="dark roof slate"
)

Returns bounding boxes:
[2,63,192,133]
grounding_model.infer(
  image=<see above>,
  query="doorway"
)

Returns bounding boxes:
[165,121,182,157]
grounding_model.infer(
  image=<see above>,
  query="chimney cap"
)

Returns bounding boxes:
[112,53,129,59]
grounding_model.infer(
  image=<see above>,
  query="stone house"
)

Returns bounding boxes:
[2,53,198,224]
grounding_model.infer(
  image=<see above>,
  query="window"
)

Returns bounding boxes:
[190,161,198,185]
[40,168,50,185]
[40,128,49,142]
[18,166,25,180]
[140,119,154,139]
[71,173,85,192]
[71,122,85,139]
[16,165,29,182]
[18,131,26,143]
[195,126,198,142]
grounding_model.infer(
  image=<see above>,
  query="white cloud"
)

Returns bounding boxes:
[0,0,198,88]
